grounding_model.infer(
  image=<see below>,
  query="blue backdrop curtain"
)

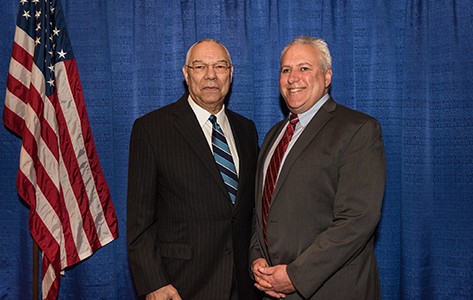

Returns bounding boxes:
[1,0,472,299]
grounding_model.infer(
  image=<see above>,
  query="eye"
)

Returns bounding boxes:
[300,66,311,72]
[281,67,291,74]
[214,64,228,70]
[193,64,206,70]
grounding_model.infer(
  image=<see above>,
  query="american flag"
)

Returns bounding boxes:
[3,0,119,299]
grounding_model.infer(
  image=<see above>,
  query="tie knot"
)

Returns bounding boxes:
[209,115,217,125]
[289,113,299,125]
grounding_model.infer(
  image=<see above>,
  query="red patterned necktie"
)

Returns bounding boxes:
[262,113,299,245]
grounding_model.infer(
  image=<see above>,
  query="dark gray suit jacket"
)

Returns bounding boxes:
[127,94,259,299]
[250,97,386,300]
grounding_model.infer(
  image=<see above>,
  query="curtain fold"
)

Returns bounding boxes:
[401,0,473,298]
[0,0,472,299]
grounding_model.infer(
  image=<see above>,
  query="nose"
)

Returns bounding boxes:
[287,70,300,84]
[204,66,217,80]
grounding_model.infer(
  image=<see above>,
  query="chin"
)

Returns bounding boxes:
[286,101,303,110]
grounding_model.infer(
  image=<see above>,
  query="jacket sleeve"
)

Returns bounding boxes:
[286,118,386,298]
[126,118,170,296]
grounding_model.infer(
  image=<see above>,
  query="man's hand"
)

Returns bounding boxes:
[146,284,182,300]
[251,258,287,299]
[258,264,296,295]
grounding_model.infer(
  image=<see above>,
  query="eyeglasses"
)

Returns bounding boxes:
[186,63,232,74]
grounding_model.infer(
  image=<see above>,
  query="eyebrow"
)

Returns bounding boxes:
[283,62,313,67]
[190,59,229,64]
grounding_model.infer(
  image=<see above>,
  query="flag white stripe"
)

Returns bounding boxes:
[21,71,60,190]
[19,146,66,264]
[42,258,56,299]
[9,57,31,87]
[55,62,114,244]
[58,150,93,263]
[13,46,110,270]
[16,60,88,268]
[31,63,94,265]
[6,3,118,299]
[30,63,59,135]
[19,108,92,269]
[14,26,35,56]
[4,89,26,120]
[15,3,115,250]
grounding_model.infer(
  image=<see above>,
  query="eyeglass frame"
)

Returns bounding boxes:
[185,62,233,74]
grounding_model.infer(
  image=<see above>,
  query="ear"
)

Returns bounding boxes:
[324,68,333,88]
[182,66,189,84]
[229,65,234,83]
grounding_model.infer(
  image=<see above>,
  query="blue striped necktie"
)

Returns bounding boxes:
[209,115,238,204]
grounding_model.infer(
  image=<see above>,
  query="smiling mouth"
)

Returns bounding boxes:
[288,88,304,93]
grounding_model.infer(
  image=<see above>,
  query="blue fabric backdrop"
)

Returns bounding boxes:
[1,0,472,299]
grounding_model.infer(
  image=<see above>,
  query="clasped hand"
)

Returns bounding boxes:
[146,284,182,300]
[251,258,296,299]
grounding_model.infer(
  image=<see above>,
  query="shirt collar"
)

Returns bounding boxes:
[187,95,227,128]
[296,93,330,128]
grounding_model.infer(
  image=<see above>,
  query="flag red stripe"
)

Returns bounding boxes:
[17,170,62,270]
[8,74,81,267]
[58,187,82,265]
[50,67,104,255]
[41,256,60,300]
[7,74,29,105]
[65,59,119,239]
[7,67,59,162]
[18,124,81,266]
[5,2,118,298]
[16,80,85,265]
[28,83,60,160]
[2,105,24,136]
[16,162,37,210]
[11,41,33,72]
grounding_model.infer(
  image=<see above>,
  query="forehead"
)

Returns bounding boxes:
[281,44,321,66]
[189,41,230,63]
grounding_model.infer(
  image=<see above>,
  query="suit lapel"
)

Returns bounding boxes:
[172,96,230,199]
[271,98,337,208]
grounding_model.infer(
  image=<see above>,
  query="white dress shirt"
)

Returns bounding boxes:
[262,94,330,183]
[188,96,240,175]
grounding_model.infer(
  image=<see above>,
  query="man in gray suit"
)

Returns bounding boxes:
[127,39,259,300]
[250,36,386,299]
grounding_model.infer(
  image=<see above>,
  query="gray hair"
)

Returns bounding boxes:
[185,39,232,65]
[281,36,332,73]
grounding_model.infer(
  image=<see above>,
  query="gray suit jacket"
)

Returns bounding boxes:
[250,97,386,299]
[127,94,260,299]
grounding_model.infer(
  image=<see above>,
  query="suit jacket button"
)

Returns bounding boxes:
[225,248,232,255]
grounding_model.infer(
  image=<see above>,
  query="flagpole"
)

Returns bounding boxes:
[33,241,39,300]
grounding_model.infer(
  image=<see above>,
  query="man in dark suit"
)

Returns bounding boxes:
[250,36,386,299]
[127,39,259,300]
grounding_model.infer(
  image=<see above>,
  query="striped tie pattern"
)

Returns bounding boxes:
[209,115,238,204]
[262,113,299,245]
